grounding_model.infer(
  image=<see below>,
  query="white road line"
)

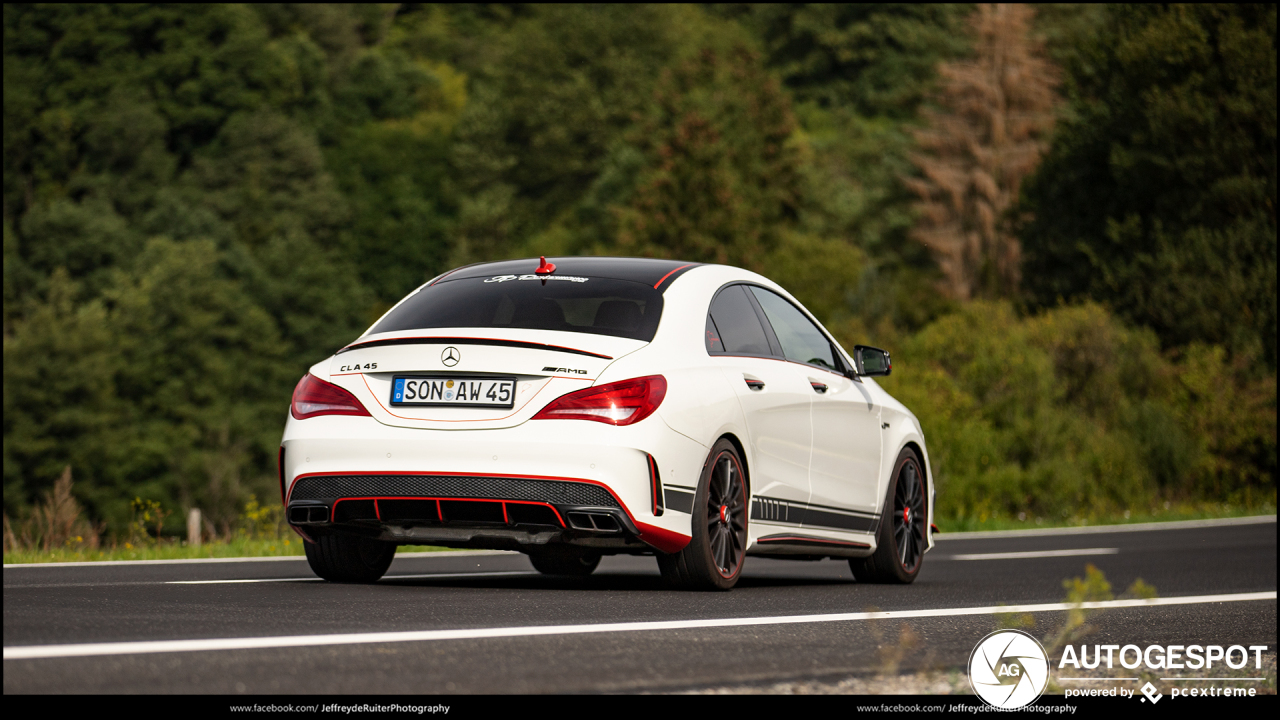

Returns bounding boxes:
[167,571,535,585]
[2,549,514,569]
[166,577,320,585]
[936,514,1275,540]
[1060,678,1137,681]
[378,571,536,581]
[4,591,1273,661]
[948,548,1118,561]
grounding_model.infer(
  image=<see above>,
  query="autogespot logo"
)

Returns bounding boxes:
[969,630,1050,709]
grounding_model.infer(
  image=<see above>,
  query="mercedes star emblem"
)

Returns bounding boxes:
[441,347,460,367]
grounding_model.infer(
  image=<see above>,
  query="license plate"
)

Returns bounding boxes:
[391,376,516,408]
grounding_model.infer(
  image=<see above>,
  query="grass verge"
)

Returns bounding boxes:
[937,500,1275,533]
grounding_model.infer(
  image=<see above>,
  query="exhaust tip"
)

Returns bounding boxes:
[289,505,330,524]
[566,512,622,534]
[591,514,620,532]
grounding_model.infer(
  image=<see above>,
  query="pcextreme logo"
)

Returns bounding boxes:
[969,630,1050,709]
[1059,643,1269,702]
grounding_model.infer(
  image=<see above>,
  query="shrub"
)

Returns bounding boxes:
[873,301,1276,523]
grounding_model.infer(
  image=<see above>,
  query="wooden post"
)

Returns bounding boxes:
[187,508,202,547]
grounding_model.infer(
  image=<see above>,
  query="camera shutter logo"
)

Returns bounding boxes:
[969,630,1049,709]
[441,347,460,367]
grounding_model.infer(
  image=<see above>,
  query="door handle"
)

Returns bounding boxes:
[810,382,828,394]
[744,377,765,391]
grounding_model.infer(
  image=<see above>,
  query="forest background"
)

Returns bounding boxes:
[3,4,1275,548]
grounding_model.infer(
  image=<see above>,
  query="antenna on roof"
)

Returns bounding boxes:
[535,256,557,275]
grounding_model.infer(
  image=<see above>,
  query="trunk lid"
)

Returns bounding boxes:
[324,329,644,430]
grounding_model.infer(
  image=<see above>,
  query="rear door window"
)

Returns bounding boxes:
[706,285,774,356]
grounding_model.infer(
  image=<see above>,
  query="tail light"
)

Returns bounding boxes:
[290,374,371,420]
[532,375,667,426]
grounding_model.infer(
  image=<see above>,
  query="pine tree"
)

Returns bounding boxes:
[613,45,802,269]
[905,4,1059,300]
[1018,4,1277,367]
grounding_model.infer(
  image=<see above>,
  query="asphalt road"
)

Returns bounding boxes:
[4,517,1275,694]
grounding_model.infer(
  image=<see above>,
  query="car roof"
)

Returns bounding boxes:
[431,257,702,291]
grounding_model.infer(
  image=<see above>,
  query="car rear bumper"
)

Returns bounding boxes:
[281,414,708,553]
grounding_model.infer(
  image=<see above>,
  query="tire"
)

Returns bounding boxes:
[527,546,601,576]
[850,448,927,584]
[658,438,749,590]
[304,533,396,583]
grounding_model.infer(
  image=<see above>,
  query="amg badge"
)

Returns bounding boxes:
[543,366,588,375]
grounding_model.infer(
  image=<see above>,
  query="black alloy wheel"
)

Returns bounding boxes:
[893,457,927,573]
[850,448,927,584]
[658,439,748,590]
[706,448,748,578]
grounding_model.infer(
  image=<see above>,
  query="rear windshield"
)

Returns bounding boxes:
[369,276,664,341]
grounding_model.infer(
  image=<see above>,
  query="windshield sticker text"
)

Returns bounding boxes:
[484,275,588,283]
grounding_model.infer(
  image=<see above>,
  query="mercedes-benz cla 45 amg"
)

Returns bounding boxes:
[282,257,934,590]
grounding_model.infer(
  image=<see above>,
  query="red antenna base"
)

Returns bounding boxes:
[535,256,557,275]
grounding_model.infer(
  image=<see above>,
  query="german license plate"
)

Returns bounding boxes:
[390,376,516,408]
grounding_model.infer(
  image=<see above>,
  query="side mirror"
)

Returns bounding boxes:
[853,345,891,377]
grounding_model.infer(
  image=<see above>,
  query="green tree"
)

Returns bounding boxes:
[324,49,464,305]
[721,4,969,119]
[448,4,714,263]
[1019,4,1277,366]
[719,4,972,331]
[2,4,440,525]
[3,270,121,518]
[4,240,290,531]
[612,45,802,268]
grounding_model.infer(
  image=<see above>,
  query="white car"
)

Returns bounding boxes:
[281,257,935,590]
